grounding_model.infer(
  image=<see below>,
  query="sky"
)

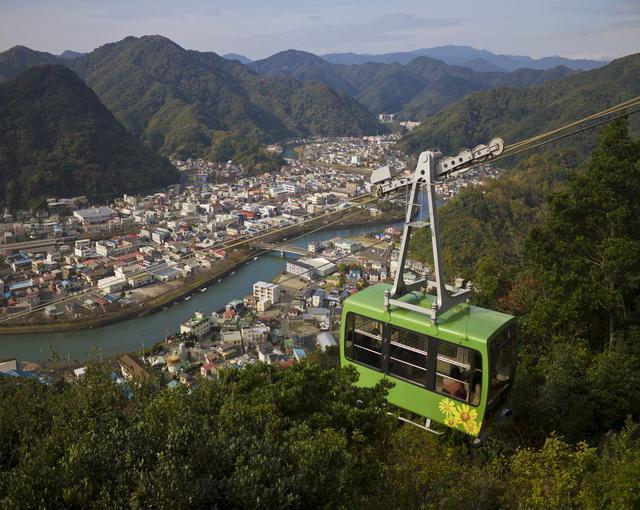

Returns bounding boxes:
[0,0,638,60]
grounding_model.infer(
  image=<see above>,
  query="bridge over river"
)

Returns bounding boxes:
[249,241,313,257]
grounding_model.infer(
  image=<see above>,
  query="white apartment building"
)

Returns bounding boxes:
[73,206,117,225]
[257,298,272,313]
[97,276,127,294]
[180,311,211,338]
[253,281,281,304]
[282,182,300,194]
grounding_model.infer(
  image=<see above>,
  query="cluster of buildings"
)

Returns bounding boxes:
[299,135,406,169]
[0,134,503,323]
[113,227,411,388]
[436,163,505,200]
[126,276,348,387]
[378,114,421,131]
[0,159,374,321]
[131,225,439,388]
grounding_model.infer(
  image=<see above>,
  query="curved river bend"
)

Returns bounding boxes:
[0,223,398,363]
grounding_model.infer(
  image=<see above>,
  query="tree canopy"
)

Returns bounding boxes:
[0,65,178,210]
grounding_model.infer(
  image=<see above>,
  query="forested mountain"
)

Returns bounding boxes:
[0,45,60,81]
[249,50,358,95]
[401,52,640,155]
[250,50,575,117]
[0,37,380,159]
[0,65,178,210]
[322,45,607,72]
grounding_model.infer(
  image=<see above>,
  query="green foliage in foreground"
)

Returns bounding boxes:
[1,352,639,509]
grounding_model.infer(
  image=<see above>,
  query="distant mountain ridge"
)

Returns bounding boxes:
[0,65,178,209]
[249,49,575,118]
[0,36,381,158]
[400,52,640,157]
[0,45,60,81]
[321,45,607,72]
[59,50,84,60]
[222,53,252,65]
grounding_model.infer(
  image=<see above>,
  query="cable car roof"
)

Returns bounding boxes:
[345,284,514,347]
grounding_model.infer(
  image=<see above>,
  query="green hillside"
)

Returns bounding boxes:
[401,52,640,155]
[64,36,380,158]
[0,65,178,210]
[0,45,61,81]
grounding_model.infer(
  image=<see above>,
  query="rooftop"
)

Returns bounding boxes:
[344,283,514,348]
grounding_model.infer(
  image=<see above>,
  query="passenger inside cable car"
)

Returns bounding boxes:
[441,366,466,400]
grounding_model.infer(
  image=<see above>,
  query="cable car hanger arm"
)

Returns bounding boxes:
[371,137,505,322]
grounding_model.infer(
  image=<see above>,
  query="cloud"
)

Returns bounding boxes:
[203,9,222,17]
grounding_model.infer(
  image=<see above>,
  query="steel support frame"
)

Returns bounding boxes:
[388,150,469,322]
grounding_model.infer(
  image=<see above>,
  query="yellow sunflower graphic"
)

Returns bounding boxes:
[438,398,456,416]
[444,415,460,428]
[463,420,481,436]
[452,404,478,424]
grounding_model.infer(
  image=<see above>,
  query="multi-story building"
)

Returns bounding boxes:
[282,182,300,194]
[73,206,117,225]
[180,310,211,338]
[253,281,281,304]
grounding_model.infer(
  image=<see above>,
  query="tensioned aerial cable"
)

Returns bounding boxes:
[503,96,640,153]
[268,101,640,291]
[444,101,640,180]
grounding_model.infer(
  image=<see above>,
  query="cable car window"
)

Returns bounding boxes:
[354,315,382,337]
[345,313,383,370]
[489,325,516,404]
[435,341,482,406]
[388,326,428,386]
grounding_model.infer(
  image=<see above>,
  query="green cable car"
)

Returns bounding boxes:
[339,141,517,437]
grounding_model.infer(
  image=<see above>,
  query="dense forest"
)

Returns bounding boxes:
[0,65,178,210]
[1,120,639,508]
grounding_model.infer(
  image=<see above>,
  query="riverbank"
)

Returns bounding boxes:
[0,249,260,335]
[0,209,401,336]
[0,220,401,363]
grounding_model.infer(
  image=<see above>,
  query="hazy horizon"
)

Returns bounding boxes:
[1,0,638,61]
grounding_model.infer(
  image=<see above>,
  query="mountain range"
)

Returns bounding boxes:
[0,65,178,209]
[248,49,575,118]
[400,52,640,156]
[320,45,607,73]
[0,36,634,210]
[0,36,381,159]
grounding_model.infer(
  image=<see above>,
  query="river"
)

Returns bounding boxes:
[0,222,399,363]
